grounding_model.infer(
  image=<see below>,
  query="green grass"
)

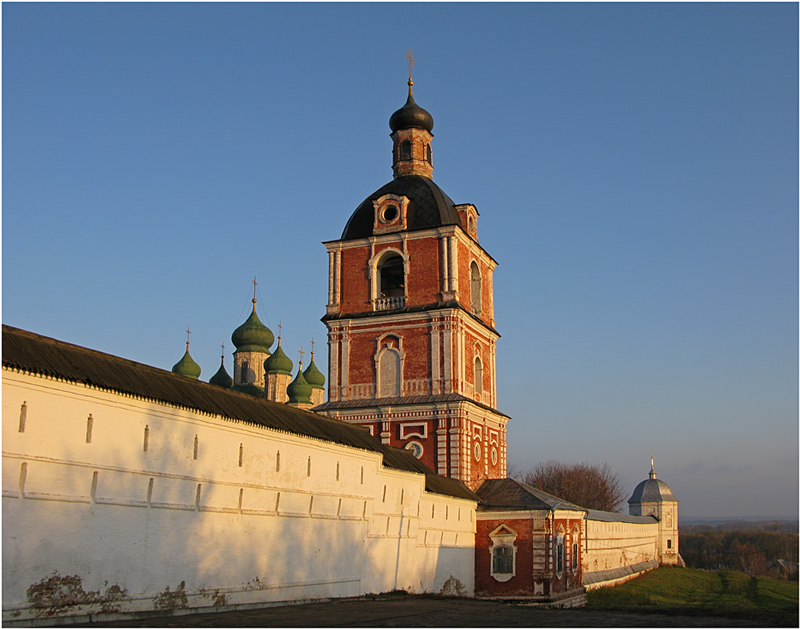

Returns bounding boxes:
[586,566,798,625]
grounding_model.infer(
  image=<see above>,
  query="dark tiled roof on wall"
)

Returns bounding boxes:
[2,325,478,502]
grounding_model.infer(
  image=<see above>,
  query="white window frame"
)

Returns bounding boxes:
[489,525,518,582]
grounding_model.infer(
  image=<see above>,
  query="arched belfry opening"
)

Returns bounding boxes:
[470,261,482,316]
[379,253,405,298]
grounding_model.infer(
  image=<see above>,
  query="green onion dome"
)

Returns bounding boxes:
[287,364,312,404]
[172,344,201,380]
[231,303,274,353]
[264,338,293,375]
[209,357,233,388]
[232,383,265,398]
[303,353,325,389]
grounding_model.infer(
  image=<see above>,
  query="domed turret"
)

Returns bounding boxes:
[232,278,274,392]
[172,330,201,379]
[389,79,434,133]
[303,349,325,406]
[209,348,233,388]
[264,339,293,375]
[628,455,681,565]
[232,307,274,353]
[628,457,678,505]
[287,362,312,407]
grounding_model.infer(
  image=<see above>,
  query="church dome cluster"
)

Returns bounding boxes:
[170,282,324,409]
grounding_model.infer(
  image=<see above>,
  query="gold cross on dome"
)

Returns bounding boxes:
[185,327,191,349]
[298,346,305,365]
[406,49,415,80]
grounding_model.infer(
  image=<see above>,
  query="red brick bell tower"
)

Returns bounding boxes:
[315,77,510,490]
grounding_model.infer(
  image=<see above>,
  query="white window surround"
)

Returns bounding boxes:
[370,248,409,310]
[374,334,405,398]
[470,260,482,316]
[399,423,427,440]
[556,528,565,578]
[489,525,518,582]
[372,194,409,234]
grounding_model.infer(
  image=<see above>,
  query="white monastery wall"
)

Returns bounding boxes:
[2,369,476,623]
[582,517,659,590]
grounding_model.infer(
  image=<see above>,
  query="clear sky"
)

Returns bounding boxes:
[3,3,797,520]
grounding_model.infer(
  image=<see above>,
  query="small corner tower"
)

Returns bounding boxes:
[628,455,680,565]
[316,60,509,490]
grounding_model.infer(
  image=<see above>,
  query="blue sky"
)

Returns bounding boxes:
[3,3,797,519]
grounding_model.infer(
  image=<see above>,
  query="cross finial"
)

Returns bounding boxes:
[649,452,656,479]
[405,49,415,95]
[298,346,305,367]
[406,49,415,80]
[185,327,191,350]
[277,321,283,345]
[310,338,315,359]
[252,275,258,309]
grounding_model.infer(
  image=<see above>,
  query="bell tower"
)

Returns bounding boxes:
[315,73,510,490]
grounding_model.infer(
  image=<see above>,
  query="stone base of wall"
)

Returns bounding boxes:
[478,587,587,609]
[583,559,659,591]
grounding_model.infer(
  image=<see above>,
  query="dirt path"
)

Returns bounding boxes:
[68,596,790,627]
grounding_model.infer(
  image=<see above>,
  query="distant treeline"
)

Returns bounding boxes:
[679,529,798,580]
[681,520,797,534]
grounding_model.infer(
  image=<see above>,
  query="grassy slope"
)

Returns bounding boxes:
[586,566,798,625]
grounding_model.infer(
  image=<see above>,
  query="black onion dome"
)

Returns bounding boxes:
[389,90,434,133]
[341,176,460,240]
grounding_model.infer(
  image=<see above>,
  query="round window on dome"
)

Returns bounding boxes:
[381,205,399,223]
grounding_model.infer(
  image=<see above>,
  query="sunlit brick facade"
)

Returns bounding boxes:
[315,81,509,490]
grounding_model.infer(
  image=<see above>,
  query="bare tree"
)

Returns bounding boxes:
[520,460,625,512]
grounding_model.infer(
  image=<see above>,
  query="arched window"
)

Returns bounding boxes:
[474,356,483,395]
[399,140,411,161]
[470,261,482,315]
[378,348,401,397]
[378,253,405,298]
[426,143,432,164]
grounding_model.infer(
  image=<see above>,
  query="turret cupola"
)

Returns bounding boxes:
[287,355,313,409]
[390,54,434,180]
[171,328,201,380]
[303,344,325,406]
[628,454,681,565]
[264,337,293,375]
[232,277,273,393]
[209,344,233,388]
[231,303,274,354]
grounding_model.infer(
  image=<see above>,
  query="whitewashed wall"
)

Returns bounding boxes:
[582,518,659,589]
[2,369,476,623]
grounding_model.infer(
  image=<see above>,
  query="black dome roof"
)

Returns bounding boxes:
[389,91,434,133]
[341,175,459,240]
